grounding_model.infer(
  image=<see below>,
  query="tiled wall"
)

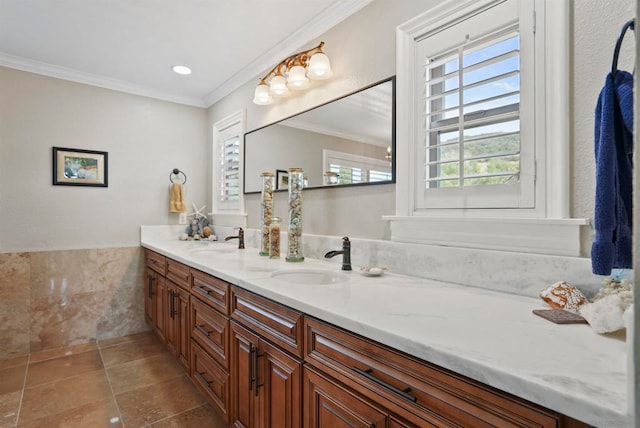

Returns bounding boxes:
[0,247,148,360]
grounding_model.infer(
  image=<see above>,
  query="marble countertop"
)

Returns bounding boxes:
[141,235,629,426]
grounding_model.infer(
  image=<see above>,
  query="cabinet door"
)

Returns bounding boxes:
[175,286,190,371]
[259,340,302,428]
[153,275,167,343]
[230,321,260,428]
[144,268,156,327]
[303,367,387,428]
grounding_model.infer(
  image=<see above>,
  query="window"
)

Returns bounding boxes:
[415,0,534,210]
[219,134,240,201]
[388,0,589,256]
[212,110,245,214]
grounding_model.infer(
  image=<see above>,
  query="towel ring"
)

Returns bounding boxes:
[170,168,187,185]
[611,18,635,76]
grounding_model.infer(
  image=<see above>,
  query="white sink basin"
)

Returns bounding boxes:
[271,269,348,285]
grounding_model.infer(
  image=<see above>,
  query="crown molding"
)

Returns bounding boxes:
[0,0,372,109]
[0,52,207,108]
[202,0,374,107]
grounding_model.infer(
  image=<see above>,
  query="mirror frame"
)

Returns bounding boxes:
[243,76,396,194]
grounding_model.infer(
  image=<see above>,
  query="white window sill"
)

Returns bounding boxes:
[382,216,590,257]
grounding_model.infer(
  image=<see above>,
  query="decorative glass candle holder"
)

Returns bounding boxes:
[260,172,274,256]
[286,168,304,262]
[324,171,339,185]
[269,217,281,259]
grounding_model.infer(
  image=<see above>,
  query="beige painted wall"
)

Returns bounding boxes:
[208,0,635,251]
[0,68,209,357]
[0,67,208,252]
[209,0,437,240]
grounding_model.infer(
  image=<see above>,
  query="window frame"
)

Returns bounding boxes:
[387,0,588,257]
[212,110,246,216]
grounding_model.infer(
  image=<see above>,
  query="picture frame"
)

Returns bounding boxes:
[52,147,108,187]
[276,169,288,190]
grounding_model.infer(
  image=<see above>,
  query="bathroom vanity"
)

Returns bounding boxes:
[141,227,628,427]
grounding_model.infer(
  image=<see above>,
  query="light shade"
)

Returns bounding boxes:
[253,83,273,105]
[287,65,310,90]
[269,74,290,97]
[307,52,333,80]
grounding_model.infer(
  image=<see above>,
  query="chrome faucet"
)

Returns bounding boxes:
[324,236,352,271]
[224,227,245,249]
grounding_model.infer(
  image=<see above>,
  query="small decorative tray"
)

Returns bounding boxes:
[360,266,387,277]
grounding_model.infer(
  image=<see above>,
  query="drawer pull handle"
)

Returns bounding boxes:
[196,371,213,388]
[197,285,212,295]
[352,367,417,403]
[147,276,154,298]
[195,324,211,337]
[249,344,256,393]
[170,290,177,319]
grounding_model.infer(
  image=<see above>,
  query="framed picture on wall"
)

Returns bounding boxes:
[52,147,108,187]
[276,169,288,190]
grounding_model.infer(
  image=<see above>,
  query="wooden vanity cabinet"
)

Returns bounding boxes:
[144,249,167,342]
[144,267,165,340]
[191,339,231,423]
[162,259,191,371]
[144,250,190,371]
[304,366,388,428]
[229,286,303,428]
[165,280,190,370]
[144,251,592,428]
[304,317,589,428]
[189,268,232,423]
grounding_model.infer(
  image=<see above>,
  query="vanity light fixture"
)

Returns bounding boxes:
[172,65,192,75]
[252,41,332,105]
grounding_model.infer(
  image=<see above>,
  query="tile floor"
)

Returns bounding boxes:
[0,331,227,427]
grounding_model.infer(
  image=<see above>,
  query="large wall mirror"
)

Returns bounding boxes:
[244,77,396,193]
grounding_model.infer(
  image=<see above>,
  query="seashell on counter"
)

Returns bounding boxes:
[539,281,588,314]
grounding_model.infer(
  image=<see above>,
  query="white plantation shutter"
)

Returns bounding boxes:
[415,0,535,210]
[220,135,240,201]
[212,110,244,213]
[324,150,392,185]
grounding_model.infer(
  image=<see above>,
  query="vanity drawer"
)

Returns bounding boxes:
[191,269,229,315]
[304,317,563,428]
[166,258,190,290]
[230,286,303,358]
[144,249,166,275]
[191,296,229,369]
[191,340,230,423]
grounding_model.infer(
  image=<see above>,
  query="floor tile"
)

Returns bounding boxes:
[29,342,97,364]
[0,390,21,428]
[106,352,184,395]
[0,365,26,395]
[25,350,103,388]
[147,404,227,427]
[0,356,28,371]
[100,334,165,368]
[17,398,122,428]
[97,330,154,349]
[116,374,205,427]
[19,369,112,424]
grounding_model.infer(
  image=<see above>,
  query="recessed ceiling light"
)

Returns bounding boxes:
[172,65,192,75]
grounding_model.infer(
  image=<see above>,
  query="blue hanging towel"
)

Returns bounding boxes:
[591,70,634,275]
